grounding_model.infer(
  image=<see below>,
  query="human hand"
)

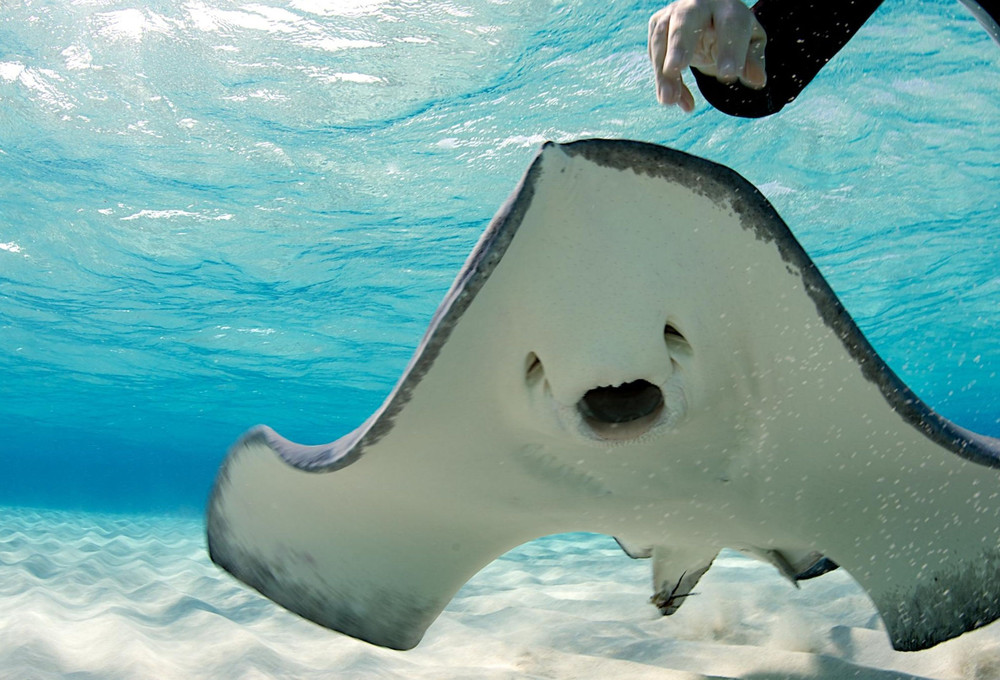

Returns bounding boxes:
[648,0,767,112]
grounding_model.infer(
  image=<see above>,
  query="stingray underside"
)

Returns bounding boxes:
[208,139,1000,651]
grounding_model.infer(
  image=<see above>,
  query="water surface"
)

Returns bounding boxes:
[0,0,997,515]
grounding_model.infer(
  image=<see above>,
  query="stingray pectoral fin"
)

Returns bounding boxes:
[842,539,1000,652]
[207,428,521,650]
[791,423,1000,651]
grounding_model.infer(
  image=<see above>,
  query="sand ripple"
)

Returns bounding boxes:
[1,507,999,679]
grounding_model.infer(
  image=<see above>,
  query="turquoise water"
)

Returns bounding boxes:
[1,0,998,514]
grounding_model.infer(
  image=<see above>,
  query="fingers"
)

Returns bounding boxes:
[649,0,712,107]
[661,1,709,80]
[649,9,687,106]
[712,6,766,88]
[676,81,696,112]
[741,19,767,89]
[649,0,769,111]
[648,10,672,104]
[711,2,753,82]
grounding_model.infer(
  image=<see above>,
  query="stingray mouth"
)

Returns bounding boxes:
[577,380,664,441]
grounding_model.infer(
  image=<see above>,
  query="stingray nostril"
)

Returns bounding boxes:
[578,380,664,425]
[663,323,685,341]
[663,322,692,359]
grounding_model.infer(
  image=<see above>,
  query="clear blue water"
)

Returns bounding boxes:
[1,0,997,514]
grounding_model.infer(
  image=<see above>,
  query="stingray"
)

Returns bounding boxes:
[207,139,1000,652]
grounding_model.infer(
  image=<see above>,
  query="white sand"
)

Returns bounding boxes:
[1,507,999,680]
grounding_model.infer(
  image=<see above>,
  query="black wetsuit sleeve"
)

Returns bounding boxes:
[692,0,884,118]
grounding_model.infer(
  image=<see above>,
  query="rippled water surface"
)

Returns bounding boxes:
[1,0,998,513]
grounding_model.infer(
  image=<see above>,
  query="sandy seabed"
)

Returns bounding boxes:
[1,507,999,680]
